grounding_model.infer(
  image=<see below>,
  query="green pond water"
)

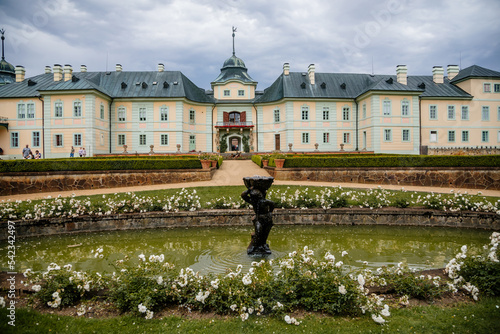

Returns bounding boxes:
[1,225,492,274]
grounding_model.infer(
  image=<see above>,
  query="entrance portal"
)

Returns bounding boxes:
[229,136,241,151]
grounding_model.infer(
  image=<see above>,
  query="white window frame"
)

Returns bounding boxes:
[11,132,19,148]
[343,132,350,144]
[189,109,195,123]
[27,103,35,119]
[401,99,410,117]
[402,129,410,142]
[118,107,126,122]
[429,105,437,120]
[238,90,244,97]
[481,131,489,142]
[274,109,280,123]
[17,103,26,119]
[74,133,82,146]
[139,134,147,146]
[322,107,329,121]
[447,105,455,120]
[100,104,105,119]
[323,132,329,143]
[301,132,309,144]
[498,106,500,121]
[384,129,392,142]
[462,130,469,142]
[362,103,366,119]
[301,106,309,121]
[448,130,455,142]
[482,106,490,121]
[118,134,126,146]
[160,106,168,121]
[342,107,350,121]
[54,134,63,147]
[32,131,40,147]
[139,107,147,122]
[73,100,82,117]
[160,134,169,146]
[223,90,230,97]
[483,83,491,93]
[54,101,63,118]
[494,83,500,93]
[461,106,469,120]
[430,130,438,143]
[382,99,391,116]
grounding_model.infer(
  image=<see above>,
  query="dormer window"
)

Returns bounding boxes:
[238,90,244,96]
[224,90,230,96]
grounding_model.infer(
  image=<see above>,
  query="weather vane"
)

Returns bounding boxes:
[232,26,237,56]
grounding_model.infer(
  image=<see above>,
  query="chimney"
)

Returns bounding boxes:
[396,65,407,85]
[45,66,52,74]
[158,63,164,72]
[115,64,122,72]
[308,64,315,85]
[53,64,63,81]
[447,65,459,80]
[283,63,290,76]
[15,65,25,82]
[63,64,73,81]
[80,65,87,72]
[432,66,444,84]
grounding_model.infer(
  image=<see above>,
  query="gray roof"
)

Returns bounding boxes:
[256,72,472,103]
[211,54,257,84]
[450,65,500,83]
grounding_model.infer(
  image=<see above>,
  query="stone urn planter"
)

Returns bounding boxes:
[262,160,269,167]
[274,158,285,168]
[200,160,212,169]
[210,160,217,168]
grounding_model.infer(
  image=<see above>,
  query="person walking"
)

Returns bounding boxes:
[22,144,32,159]
[79,147,83,157]
[82,147,87,157]
[70,146,75,158]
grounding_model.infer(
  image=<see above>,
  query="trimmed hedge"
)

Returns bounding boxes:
[0,158,202,173]
[252,154,263,167]
[282,155,500,168]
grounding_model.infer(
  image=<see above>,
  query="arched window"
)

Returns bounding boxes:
[229,112,240,123]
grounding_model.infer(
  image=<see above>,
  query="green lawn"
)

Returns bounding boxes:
[1,297,499,334]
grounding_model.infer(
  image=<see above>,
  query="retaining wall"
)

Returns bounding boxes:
[2,208,498,240]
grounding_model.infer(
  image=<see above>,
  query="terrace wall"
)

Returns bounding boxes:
[2,208,498,240]
[265,167,500,190]
[0,168,216,196]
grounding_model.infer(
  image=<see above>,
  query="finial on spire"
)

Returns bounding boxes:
[0,28,5,60]
[232,26,237,56]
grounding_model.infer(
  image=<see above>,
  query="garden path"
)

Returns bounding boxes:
[2,160,499,201]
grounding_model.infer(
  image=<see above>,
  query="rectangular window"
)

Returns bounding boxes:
[482,106,489,121]
[73,101,82,117]
[161,134,168,146]
[448,130,455,142]
[160,107,168,121]
[401,100,409,116]
[482,131,489,142]
[322,107,329,121]
[494,83,500,93]
[74,133,82,146]
[462,130,469,142]
[362,104,366,119]
[384,129,392,142]
[430,130,437,142]
[498,106,500,121]
[118,107,126,122]
[27,103,35,119]
[483,83,491,92]
[402,129,410,142]
[429,105,437,120]
[139,108,147,122]
[32,131,40,147]
[118,134,126,146]
[274,109,280,123]
[461,106,469,120]
[100,104,105,119]
[447,105,455,120]
[301,107,309,120]
[238,90,244,96]
[189,109,195,123]
[139,134,146,145]
[383,100,391,116]
[343,132,350,144]
[323,132,329,143]
[302,132,309,144]
[11,132,19,148]
[17,104,25,119]
[342,107,350,121]
[55,102,63,117]
[54,134,63,147]
[223,90,230,96]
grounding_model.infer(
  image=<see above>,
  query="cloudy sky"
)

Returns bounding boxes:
[1,0,499,90]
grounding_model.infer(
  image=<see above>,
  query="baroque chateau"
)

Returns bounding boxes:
[0,30,499,159]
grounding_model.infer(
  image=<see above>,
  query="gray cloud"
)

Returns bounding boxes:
[0,0,498,90]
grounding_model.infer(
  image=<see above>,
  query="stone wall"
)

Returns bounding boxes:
[426,147,500,156]
[265,167,500,190]
[0,168,216,196]
[2,208,498,240]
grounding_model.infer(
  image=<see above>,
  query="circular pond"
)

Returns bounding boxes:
[1,225,492,274]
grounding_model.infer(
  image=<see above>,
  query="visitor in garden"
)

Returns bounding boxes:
[70,146,75,158]
[26,152,34,159]
[22,144,32,159]
[79,147,83,157]
[34,150,41,159]
[82,147,87,157]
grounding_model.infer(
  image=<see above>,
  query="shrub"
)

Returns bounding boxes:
[251,154,263,167]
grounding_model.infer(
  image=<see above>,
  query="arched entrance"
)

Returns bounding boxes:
[228,135,241,151]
